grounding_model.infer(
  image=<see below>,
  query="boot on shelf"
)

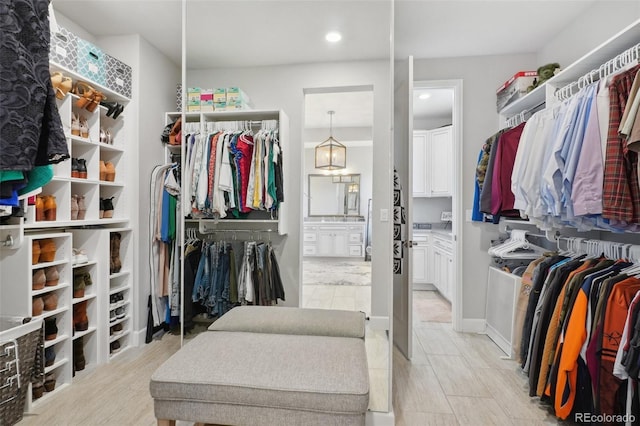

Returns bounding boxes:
[73,301,89,332]
[32,240,41,264]
[32,269,46,290]
[32,296,44,316]
[45,266,59,287]
[71,194,79,220]
[38,238,57,263]
[73,271,86,298]
[35,195,45,221]
[43,195,57,221]
[73,336,86,371]
[99,160,107,181]
[77,195,86,220]
[45,346,56,367]
[110,232,122,274]
[44,318,58,341]
[42,292,58,311]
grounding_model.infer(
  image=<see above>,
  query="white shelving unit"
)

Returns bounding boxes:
[0,232,73,403]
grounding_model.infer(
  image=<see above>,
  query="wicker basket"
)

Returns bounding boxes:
[0,317,44,426]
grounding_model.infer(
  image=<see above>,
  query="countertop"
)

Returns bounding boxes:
[412,228,453,239]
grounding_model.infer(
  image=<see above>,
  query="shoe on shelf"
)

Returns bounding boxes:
[116,292,125,308]
[45,346,56,367]
[73,81,96,110]
[71,112,80,136]
[109,309,117,323]
[100,128,107,144]
[79,116,89,139]
[51,72,72,100]
[113,322,123,333]
[43,373,56,392]
[100,101,124,119]
[73,301,89,332]
[35,195,45,222]
[87,90,105,113]
[77,158,87,178]
[110,232,122,273]
[109,294,118,310]
[102,197,114,219]
[104,161,116,182]
[77,195,86,220]
[105,129,113,144]
[32,381,44,399]
[32,296,44,316]
[32,269,46,290]
[44,318,58,341]
[43,195,57,221]
[99,160,107,181]
[71,158,80,178]
[38,238,57,263]
[110,340,121,354]
[71,194,79,220]
[115,306,125,319]
[73,271,86,298]
[73,336,86,371]
[42,292,58,311]
[32,240,41,264]
[72,248,89,265]
[44,266,59,287]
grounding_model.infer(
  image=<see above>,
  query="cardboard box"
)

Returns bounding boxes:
[200,89,214,112]
[227,87,253,110]
[187,87,201,112]
[496,71,537,112]
[213,101,226,112]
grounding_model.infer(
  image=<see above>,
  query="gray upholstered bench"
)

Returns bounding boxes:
[150,308,369,426]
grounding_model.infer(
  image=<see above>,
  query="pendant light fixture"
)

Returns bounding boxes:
[315,110,346,170]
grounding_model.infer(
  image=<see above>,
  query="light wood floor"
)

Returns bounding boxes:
[18,288,562,425]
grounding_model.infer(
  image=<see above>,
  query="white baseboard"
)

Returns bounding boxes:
[366,410,395,426]
[133,327,146,346]
[367,316,390,331]
[460,318,486,334]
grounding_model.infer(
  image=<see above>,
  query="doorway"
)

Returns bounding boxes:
[411,80,462,334]
[300,87,374,317]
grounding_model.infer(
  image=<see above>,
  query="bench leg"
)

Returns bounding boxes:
[157,420,176,426]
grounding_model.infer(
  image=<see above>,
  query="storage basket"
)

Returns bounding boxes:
[0,317,44,426]
[49,26,78,70]
[76,39,107,86]
[105,53,132,99]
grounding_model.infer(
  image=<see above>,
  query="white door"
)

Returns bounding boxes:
[393,56,414,359]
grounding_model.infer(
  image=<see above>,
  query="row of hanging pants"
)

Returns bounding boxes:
[516,253,640,423]
[184,239,285,328]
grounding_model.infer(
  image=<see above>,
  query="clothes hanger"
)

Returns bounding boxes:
[488,230,547,259]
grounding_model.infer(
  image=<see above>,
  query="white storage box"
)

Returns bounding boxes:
[496,71,537,112]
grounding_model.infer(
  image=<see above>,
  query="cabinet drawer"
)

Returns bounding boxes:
[303,226,317,232]
[413,234,429,242]
[348,233,362,243]
[303,246,317,256]
[303,233,317,242]
[318,226,348,231]
[348,225,364,231]
[349,246,362,256]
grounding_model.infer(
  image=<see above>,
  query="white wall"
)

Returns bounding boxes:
[414,116,451,131]
[537,1,640,67]
[413,53,537,320]
[413,197,452,224]
[303,145,373,218]
[188,60,392,316]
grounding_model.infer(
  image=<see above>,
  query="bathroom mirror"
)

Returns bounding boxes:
[308,174,360,216]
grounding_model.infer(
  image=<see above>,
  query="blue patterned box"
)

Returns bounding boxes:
[105,54,132,98]
[49,26,78,70]
[76,39,106,86]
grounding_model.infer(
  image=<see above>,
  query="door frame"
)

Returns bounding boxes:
[412,79,463,332]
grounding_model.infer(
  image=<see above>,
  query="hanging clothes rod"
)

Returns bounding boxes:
[505,101,546,127]
[551,235,640,262]
[555,42,640,101]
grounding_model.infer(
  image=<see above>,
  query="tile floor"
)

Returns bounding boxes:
[302,283,564,425]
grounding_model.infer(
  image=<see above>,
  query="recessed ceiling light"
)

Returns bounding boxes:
[325,31,342,43]
[419,93,431,100]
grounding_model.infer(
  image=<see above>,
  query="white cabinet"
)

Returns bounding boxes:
[432,234,453,301]
[412,232,433,286]
[318,228,349,257]
[413,126,453,197]
[303,223,365,258]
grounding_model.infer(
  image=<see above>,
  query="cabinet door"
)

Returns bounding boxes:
[446,254,453,301]
[412,131,429,197]
[412,245,427,283]
[437,250,450,301]
[433,250,442,292]
[429,126,452,196]
[333,232,349,257]
[425,243,434,283]
[317,232,334,256]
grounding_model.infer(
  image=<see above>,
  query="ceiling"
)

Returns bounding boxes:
[51,0,602,126]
